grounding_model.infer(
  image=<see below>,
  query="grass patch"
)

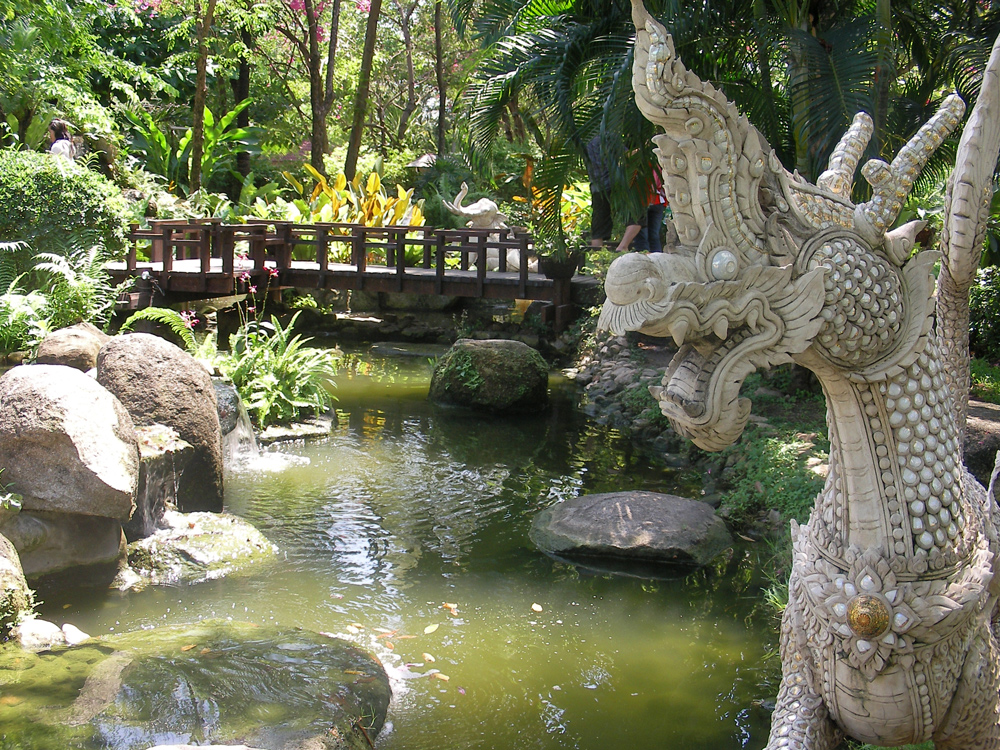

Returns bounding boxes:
[971,357,1000,404]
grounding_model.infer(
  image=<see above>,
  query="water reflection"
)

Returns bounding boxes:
[33,346,776,750]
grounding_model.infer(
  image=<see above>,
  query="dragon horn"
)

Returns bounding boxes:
[817,112,874,199]
[856,94,965,241]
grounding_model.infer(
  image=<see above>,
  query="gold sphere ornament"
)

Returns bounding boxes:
[847,594,890,639]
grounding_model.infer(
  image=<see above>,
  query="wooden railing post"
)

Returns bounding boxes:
[517,231,529,298]
[434,230,446,295]
[352,225,366,284]
[128,223,138,271]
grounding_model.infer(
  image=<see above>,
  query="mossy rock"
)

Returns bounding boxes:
[0,619,391,749]
[0,533,32,635]
[428,338,549,413]
[124,511,277,588]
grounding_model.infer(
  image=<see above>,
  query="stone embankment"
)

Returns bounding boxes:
[569,332,689,464]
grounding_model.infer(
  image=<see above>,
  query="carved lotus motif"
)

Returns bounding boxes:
[804,549,921,681]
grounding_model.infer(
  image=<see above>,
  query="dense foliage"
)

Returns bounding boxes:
[0,150,128,272]
[970,266,1000,361]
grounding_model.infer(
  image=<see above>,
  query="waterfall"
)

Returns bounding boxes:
[222,397,260,467]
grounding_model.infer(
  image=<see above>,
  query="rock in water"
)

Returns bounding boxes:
[428,338,549,413]
[530,491,733,569]
[98,333,224,512]
[0,532,32,633]
[0,364,138,520]
[0,620,392,750]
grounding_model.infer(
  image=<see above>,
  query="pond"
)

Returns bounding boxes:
[33,346,778,750]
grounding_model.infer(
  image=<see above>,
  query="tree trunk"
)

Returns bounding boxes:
[190,0,218,193]
[229,23,253,198]
[871,0,892,157]
[434,0,446,155]
[344,0,383,180]
[394,0,418,144]
[305,0,328,175]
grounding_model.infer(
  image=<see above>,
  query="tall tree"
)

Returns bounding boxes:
[434,0,446,155]
[344,0,383,180]
[190,0,218,193]
[272,0,343,175]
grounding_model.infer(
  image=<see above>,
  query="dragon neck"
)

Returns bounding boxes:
[795,331,973,577]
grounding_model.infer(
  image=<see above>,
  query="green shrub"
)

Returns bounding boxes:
[0,150,129,268]
[971,357,1000,404]
[221,311,338,428]
[970,265,1000,361]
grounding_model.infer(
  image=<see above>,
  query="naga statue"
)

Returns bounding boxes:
[598,2,1000,747]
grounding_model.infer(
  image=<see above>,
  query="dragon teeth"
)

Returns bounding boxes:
[670,319,690,348]
[713,317,729,340]
[747,308,760,332]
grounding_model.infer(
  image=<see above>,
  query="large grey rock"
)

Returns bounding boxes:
[0,620,392,750]
[0,364,138,519]
[428,338,549,413]
[125,510,276,588]
[213,379,241,436]
[97,334,223,512]
[0,510,126,579]
[35,322,111,371]
[0,532,32,632]
[530,491,733,568]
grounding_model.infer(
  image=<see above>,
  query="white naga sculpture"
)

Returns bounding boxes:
[600,2,1000,748]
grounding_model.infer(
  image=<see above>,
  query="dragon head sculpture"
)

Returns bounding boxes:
[599,0,964,451]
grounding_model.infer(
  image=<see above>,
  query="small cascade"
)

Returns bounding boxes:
[222,398,260,468]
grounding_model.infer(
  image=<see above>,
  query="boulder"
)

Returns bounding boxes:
[530,491,733,568]
[0,510,126,580]
[0,532,32,632]
[0,364,138,519]
[12,617,90,651]
[97,333,224,512]
[35,322,110,371]
[125,510,276,587]
[428,338,549,413]
[126,425,195,542]
[0,620,392,750]
[213,379,241,436]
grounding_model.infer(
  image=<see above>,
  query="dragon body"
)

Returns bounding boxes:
[599,3,1000,747]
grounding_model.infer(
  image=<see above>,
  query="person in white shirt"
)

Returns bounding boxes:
[48,119,76,161]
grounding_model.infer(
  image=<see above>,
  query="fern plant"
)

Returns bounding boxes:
[0,276,49,354]
[121,307,198,352]
[221,311,338,428]
[32,246,131,331]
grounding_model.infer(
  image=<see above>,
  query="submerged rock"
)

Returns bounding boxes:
[124,510,276,588]
[0,619,392,750]
[428,338,549,413]
[530,491,733,569]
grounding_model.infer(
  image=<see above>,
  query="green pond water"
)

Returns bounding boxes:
[32,346,778,750]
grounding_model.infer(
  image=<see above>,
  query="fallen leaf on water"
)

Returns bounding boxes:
[442,602,458,610]
[422,653,436,662]
[62,604,71,609]
[385,642,394,650]
[457,687,466,695]
[423,623,439,634]
[199,648,211,655]
[531,603,543,613]
[344,670,367,676]
[397,634,417,639]
[346,626,361,634]
[351,623,365,629]
[374,627,394,634]
[737,534,756,542]
[376,630,397,640]
[181,644,197,652]
[431,672,450,681]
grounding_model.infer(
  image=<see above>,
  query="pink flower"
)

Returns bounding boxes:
[180,310,199,329]
[247,306,257,313]
[269,268,280,277]
[355,0,371,11]
[249,285,258,294]
[239,271,251,282]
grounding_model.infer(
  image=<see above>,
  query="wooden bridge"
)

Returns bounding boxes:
[108,219,584,329]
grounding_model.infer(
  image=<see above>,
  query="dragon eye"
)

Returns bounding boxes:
[710,249,739,280]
